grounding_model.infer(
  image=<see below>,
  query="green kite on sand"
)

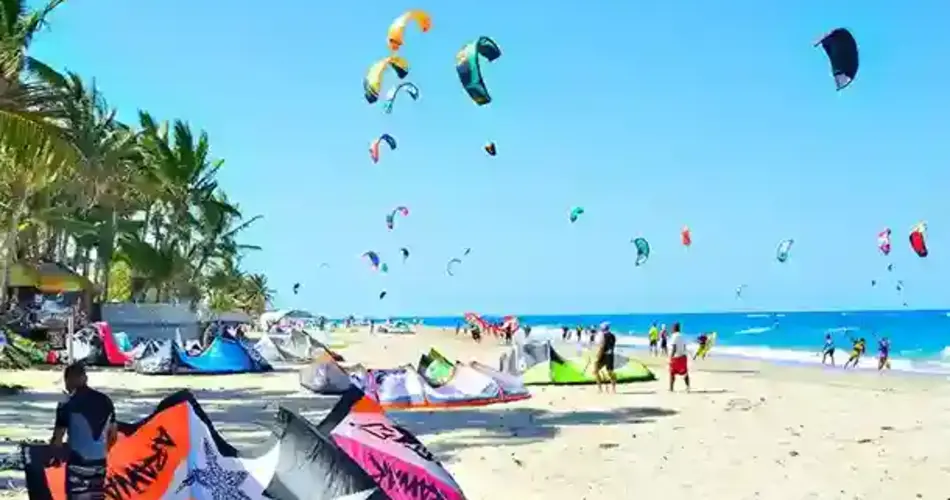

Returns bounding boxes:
[499,341,655,385]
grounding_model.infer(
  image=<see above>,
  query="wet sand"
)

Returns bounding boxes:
[2,326,949,499]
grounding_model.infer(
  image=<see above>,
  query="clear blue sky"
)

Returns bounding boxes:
[31,1,950,317]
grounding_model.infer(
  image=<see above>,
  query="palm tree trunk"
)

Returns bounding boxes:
[0,200,26,303]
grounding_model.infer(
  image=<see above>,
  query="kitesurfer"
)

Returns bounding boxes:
[648,322,659,356]
[594,322,618,393]
[50,362,118,499]
[669,323,691,392]
[877,336,891,371]
[694,332,710,360]
[843,337,866,369]
[820,333,836,365]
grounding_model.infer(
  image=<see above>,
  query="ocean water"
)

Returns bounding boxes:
[413,310,950,375]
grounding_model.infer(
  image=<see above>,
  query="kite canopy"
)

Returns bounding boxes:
[364,56,409,104]
[446,258,462,276]
[910,222,928,257]
[816,28,859,90]
[383,81,420,114]
[362,251,381,270]
[358,363,530,409]
[498,341,655,385]
[631,237,650,266]
[681,226,692,247]
[22,389,410,500]
[878,228,892,256]
[369,133,397,163]
[387,9,432,52]
[776,239,794,263]
[456,36,502,105]
[569,207,585,223]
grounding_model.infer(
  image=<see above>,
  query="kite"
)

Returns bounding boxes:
[446,258,462,276]
[631,237,650,266]
[910,222,928,257]
[383,82,420,114]
[878,228,892,256]
[364,56,409,104]
[569,207,585,223]
[681,226,692,248]
[815,28,859,90]
[379,290,388,300]
[387,10,432,52]
[462,248,471,256]
[735,284,747,299]
[776,239,794,263]
[319,262,330,269]
[380,263,389,273]
[400,247,410,262]
[362,251,381,270]
[292,283,300,295]
[484,142,496,156]
[385,205,409,230]
[456,36,502,106]
[369,133,397,163]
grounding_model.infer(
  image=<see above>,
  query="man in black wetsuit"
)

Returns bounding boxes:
[593,323,618,393]
[50,362,117,500]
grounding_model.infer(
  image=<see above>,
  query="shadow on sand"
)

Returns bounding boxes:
[388,404,677,461]
[0,383,678,467]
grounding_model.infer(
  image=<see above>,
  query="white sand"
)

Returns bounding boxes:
[2,326,950,499]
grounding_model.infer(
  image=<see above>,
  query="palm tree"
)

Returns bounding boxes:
[240,273,274,315]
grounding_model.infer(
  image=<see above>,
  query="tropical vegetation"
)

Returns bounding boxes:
[0,0,274,317]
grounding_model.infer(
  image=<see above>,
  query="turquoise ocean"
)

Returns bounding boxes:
[413,310,950,375]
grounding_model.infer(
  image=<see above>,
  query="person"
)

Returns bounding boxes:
[668,322,690,392]
[588,326,597,344]
[593,322,617,393]
[647,322,659,356]
[575,325,583,342]
[455,322,461,336]
[819,333,836,365]
[524,325,532,339]
[561,326,570,340]
[843,337,866,369]
[50,362,117,499]
[659,324,669,356]
[471,325,482,343]
[503,324,513,345]
[369,319,375,334]
[877,336,891,371]
[693,332,709,360]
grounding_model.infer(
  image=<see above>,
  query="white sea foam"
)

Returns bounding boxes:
[735,326,772,335]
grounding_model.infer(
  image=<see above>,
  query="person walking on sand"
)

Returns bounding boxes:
[503,323,513,345]
[819,333,836,365]
[648,322,659,356]
[877,336,891,371]
[668,322,690,392]
[562,326,569,340]
[594,322,618,393]
[659,324,669,356]
[49,362,118,499]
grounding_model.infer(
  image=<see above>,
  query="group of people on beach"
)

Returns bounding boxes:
[820,332,891,371]
[588,321,695,393]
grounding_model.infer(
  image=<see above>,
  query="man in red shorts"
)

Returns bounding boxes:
[668,322,690,392]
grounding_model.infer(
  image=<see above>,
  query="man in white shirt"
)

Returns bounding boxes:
[668,322,690,392]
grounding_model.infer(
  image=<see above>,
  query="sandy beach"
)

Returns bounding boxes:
[2,326,950,499]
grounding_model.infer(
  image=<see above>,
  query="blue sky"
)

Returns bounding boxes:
[30,1,950,316]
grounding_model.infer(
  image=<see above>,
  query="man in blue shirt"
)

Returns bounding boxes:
[50,363,117,499]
